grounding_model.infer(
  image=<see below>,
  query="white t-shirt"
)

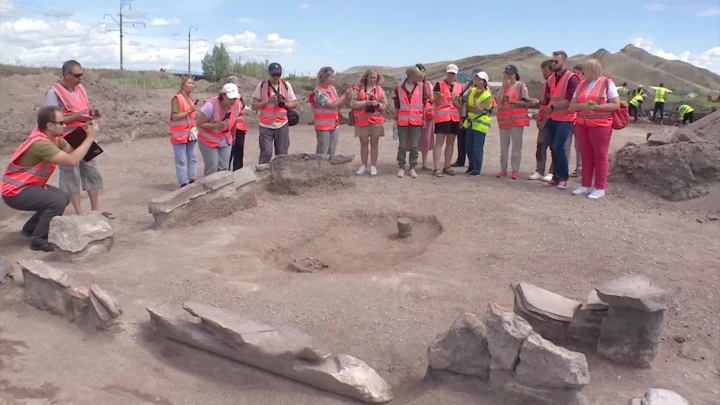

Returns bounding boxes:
[573,78,619,101]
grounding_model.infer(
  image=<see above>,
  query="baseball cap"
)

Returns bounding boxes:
[471,67,482,75]
[268,62,282,75]
[504,65,519,75]
[446,64,459,74]
[475,71,489,82]
[221,83,239,99]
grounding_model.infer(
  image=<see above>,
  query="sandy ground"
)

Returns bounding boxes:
[0,122,719,405]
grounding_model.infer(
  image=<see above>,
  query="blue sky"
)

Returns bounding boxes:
[1,0,719,73]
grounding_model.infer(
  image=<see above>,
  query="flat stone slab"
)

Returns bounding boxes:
[595,275,678,312]
[147,304,393,404]
[647,127,679,145]
[48,211,114,254]
[515,333,590,389]
[426,313,491,379]
[515,283,581,322]
[584,290,609,311]
[148,171,236,215]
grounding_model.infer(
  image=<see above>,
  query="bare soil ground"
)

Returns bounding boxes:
[1,122,719,405]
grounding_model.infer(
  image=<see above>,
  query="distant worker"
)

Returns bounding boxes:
[633,85,646,117]
[394,66,426,178]
[2,107,98,251]
[463,71,493,176]
[652,82,668,124]
[168,75,198,187]
[45,60,113,219]
[310,66,352,156]
[226,76,248,171]
[617,82,630,101]
[432,64,463,178]
[528,59,555,182]
[195,83,239,176]
[252,63,298,164]
[677,104,694,125]
[351,68,389,176]
[495,65,530,180]
[414,63,435,171]
[628,92,644,121]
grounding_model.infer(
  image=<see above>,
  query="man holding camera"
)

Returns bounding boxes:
[251,62,298,164]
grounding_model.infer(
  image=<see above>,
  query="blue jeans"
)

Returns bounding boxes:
[546,119,573,181]
[466,128,487,174]
[172,141,197,185]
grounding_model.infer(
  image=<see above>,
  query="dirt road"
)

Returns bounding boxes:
[1,122,718,405]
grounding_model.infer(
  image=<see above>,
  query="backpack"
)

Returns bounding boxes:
[267,80,299,126]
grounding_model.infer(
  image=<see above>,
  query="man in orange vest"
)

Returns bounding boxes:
[432,64,463,178]
[538,50,580,190]
[529,59,554,181]
[2,106,98,251]
[393,66,426,178]
[45,60,113,219]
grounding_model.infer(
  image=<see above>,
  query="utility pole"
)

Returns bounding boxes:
[174,27,204,74]
[104,0,145,70]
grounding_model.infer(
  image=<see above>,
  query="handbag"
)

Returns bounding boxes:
[605,79,629,130]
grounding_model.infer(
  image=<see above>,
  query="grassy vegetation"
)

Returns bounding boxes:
[104,74,180,89]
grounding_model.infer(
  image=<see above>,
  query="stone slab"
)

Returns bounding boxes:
[595,275,677,312]
[90,284,122,318]
[584,290,609,311]
[597,306,664,368]
[148,171,235,215]
[232,167,258,188]
[647,127,679,145]
[48,211,114,254]
[147,305,393,404]
[513,287,570,345]
[515,283,581,322]
[426,313,490,379]
[485,303,532,371]
[515,333,590,389]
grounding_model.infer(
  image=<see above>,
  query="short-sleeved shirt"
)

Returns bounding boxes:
[45,86,82,109]
[200,101,232,147]
[542,70,580,104]
[252,80,298,129]
[572,78,619,101]
[17,137,68,168]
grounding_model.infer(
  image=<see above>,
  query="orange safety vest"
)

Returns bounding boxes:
[575,76,613,127]
[258,81,288,125]
[537,81,548,121]
[353,86,385,127]
[168,93,196,145]
[548,71,578,122]
[496,82,530,129]
[50,82,90,136]
[310,85,339,131]
[2,129,57,197]
[433,80,462,123]
[396,81,424,127]
[198,97,236,148]
[235,98,247,132]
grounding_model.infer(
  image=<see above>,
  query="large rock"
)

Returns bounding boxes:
[48,211,114,260]
[148,169,257,228]
[484,303,533,371]
[147,304,393,404]
[597,306,665,368]
[426,313,491,379]
[515,333,590,389]
[595,275,677,312]
[489,370,588,405]
[646,127,680,145]
[628,388,690,405]
[267,153,355,195]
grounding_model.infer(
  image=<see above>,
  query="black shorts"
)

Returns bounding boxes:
[434,120,460,135]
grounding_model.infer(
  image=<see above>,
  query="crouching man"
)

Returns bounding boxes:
[1,106,98,252]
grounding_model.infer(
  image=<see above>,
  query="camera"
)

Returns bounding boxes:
[364,94,377,113]
[277,96,286,108]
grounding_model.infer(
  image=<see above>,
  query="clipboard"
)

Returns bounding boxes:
[63,126,104,162]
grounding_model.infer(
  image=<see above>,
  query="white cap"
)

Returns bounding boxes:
[475,71,489,82]
[445,64,459,74]
[221,83,239,99]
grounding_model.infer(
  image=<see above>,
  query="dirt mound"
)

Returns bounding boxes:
[609,111,720,200]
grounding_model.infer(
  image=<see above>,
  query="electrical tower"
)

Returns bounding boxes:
[104,0,146,70]
[174,27,205,74]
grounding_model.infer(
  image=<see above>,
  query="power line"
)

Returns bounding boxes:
[173,26,205,74]
[103,0,145,70]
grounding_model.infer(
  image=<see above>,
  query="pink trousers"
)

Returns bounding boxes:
[573,124,612,189]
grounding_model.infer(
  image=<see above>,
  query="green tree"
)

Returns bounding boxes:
[201,43,233,81]
[232,57,270,79]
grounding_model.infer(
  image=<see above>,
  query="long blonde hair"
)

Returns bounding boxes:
[583,59,603,80]
[359,68,383,87]
[179,75,193,93]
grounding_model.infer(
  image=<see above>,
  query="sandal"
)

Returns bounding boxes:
[434,169,444,178]
[443,167,455,176]
[101,211,115,220]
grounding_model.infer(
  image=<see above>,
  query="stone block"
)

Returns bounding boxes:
[567,307,606,348]
[489,370,588,405]
[147,304,393,404]
[515,333,590,389]
[484,303,532,371]
[597,306,665,368]
[267,153,355,195]
[595,274,677,312]
[48,211,114,260]
[647,127,679,145]
[426,313,491,379]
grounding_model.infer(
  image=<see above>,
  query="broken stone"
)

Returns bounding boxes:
[267,153,355,195]
[0,255,12,284]
[513,285,570,345]
[426,313,491,379]
[287,257,329,273]
[489,370,588,405]
[90,284,122,318]
[633,388,690,405]
[147,305,393,404]
[48,211,114,259]
[597,306,665,368]
[567,306,606,348]
[515,283,581,323]
[596,274,678,312]
[515,333,590,388]
[584,290,608,311]
[484,303,532,371]
[646,127,679,145]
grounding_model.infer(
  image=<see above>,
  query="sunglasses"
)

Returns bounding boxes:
[270,73,281,77]
[69,73,83,78]
[51,121,66,126]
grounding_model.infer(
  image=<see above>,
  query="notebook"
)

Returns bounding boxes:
[63,126,104,162]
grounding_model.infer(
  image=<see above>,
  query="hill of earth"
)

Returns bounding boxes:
[341,65,392,75]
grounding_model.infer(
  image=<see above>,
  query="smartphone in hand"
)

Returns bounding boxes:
[223,111,231,120]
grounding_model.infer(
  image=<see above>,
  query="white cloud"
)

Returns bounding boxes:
[149,17,181,26]
[697,6,720,17]
[632,37,720,74]
[644,3,668,11]
[298,3,309,9]
[122,8,148,19]
[217,31,295,56]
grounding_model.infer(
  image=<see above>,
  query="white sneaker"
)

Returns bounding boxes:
[370,166,378,176]
[529,172,543,180]
[409,168,418,178]
[588,189,605,200]
[397,168,405,178]
[541,173,553,182]
[356,165,367,175]
[572,186,592,196]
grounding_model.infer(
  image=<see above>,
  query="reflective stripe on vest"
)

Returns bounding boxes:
[235,98,247,131]
[396,81,424,127]
[537,81,548,121]
[654,87,666,103]
[433,80,462,123]
[628,94,643,106]
[353,86,385,127]
[51,82,90,136]
[548,71,577,122]
[496,82,530,128]
[463,88,492,133]
[259,81,288,125]
[1,129,57,197]
[575,77,613,127]
[311,85,339,131]
[198,97,235,148]
[168,93,196,145]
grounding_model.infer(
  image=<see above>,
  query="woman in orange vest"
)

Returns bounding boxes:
[196,83,239,176]
[569,58,620,200]
[351,68,388,176]
[169,76,198,187]
[432,64,463,178]
[495,65,530,180]
[310,67,352,156]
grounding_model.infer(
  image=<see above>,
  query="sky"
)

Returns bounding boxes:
[1,0,719,75]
